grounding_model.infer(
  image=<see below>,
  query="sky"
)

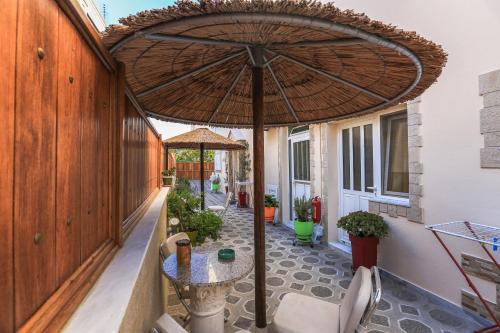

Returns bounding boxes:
[98,0,176,25]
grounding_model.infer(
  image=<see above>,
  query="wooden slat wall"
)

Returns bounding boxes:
[14,0,59,325]
[0,0,17,331]
[122,98,161,220]
[0,0,161,331]
[175,162,215,180]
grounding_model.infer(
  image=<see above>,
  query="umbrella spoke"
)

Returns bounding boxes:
[208,64,247,124]
[265,49,390,102]
[136,50,247,98]
[145,33,250,48]
[270,37,367,48]
[265,57,300,123]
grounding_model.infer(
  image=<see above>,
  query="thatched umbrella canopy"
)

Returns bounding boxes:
[102,0,446,328]
[164,127,245,208]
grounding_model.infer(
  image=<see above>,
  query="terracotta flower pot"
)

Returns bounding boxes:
[264,207,276,223]
[349,234,379,271]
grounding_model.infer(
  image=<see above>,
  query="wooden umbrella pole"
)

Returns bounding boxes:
[252,46,267,328]
[200,142,205,209]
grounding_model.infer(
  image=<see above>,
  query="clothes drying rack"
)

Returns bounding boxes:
[426,221,500,333]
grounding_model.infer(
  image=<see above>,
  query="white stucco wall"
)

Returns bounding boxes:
[330,0,500,306]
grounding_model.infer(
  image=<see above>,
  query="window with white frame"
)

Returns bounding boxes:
[381,112,409,197]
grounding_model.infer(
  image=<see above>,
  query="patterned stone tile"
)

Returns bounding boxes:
[166,186,485,333]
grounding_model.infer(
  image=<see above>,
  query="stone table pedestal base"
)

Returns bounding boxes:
[190,284,231,333]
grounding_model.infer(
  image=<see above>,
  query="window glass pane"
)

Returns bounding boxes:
[342,129,350,190]
[293,142,299,179]
[304,140,311,180]
[352,126,361,191]
[364,124,374,192]
[382,112,409,196]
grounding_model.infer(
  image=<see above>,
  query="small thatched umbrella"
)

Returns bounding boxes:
[164,127,245,209]
[102,1,446,328]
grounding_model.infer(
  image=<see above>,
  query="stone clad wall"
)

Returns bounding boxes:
[479,69,500,168]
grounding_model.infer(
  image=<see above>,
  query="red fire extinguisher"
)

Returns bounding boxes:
[312,196,321,224]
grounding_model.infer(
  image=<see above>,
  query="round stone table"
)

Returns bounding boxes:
[163,250,254,333]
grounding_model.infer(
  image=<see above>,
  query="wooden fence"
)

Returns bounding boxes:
[0,0,162,331]
[176,162,214,180]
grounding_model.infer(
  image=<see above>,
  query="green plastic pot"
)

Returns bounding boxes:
[186,230,198,246]
[211,183,220,192]
[294,220,314,242]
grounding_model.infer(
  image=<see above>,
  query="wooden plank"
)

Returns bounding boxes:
[0,0,17,331]
[114,63,126,245]
[56,11,83,284]
[80,44,99,261]
[14,0,59,327]
[18,240,117,333]
[54,0,116,72]
[96,62,111,245]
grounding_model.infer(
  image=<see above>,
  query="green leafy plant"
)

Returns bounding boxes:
[175,177,192,194]
[162,168,176,177]
[265,195,279,208]
[337,211,389,238]
[175,149,215,162]
[191,210,223,244]
[167,190,201,232]
[293,196,311,222]
[237,141,251,182]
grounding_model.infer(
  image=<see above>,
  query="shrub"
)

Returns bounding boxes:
[167,190,200,232]
[191,210,223,244]
[265,194,279,208]
[174,177,192,194]
[337,211,389,238]
[293,196,311,222]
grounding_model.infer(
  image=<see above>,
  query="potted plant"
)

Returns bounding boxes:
[162,167,176,186]
[191,210,224,244]
[293,196,314,246]
[167,189,201,245]
[210,174,221,192]
[337,211,389,271]
[264,194,279,223]
[237,141,251,208]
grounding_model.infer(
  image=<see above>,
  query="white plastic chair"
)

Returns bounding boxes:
[207,191,232,219]
[271,266,381,333]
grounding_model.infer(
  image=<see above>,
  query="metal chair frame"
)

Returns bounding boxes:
[360,266,382,328]
[160,241,191,327]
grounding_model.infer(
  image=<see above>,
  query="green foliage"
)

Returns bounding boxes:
[175,149,214,162]
[191,210,223,244]
[162,167,175,176]
[237,141,251,182]
[337,211,389,238]
[175,177,192,194]
[293,196,311,222]
[265,195,279,208]
[167,190,200,232]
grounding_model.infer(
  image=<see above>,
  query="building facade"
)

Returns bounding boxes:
[263,0,500,318]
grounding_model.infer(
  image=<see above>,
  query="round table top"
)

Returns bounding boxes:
[163,250,254,287]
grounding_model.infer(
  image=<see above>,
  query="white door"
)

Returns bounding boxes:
[338,123,376,244]
[289,132,311,224]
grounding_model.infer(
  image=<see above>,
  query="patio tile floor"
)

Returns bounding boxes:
[167,186,487,332]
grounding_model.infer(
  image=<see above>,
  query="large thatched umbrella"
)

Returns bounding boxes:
[102,1,446,327]
[164,127,245,209]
